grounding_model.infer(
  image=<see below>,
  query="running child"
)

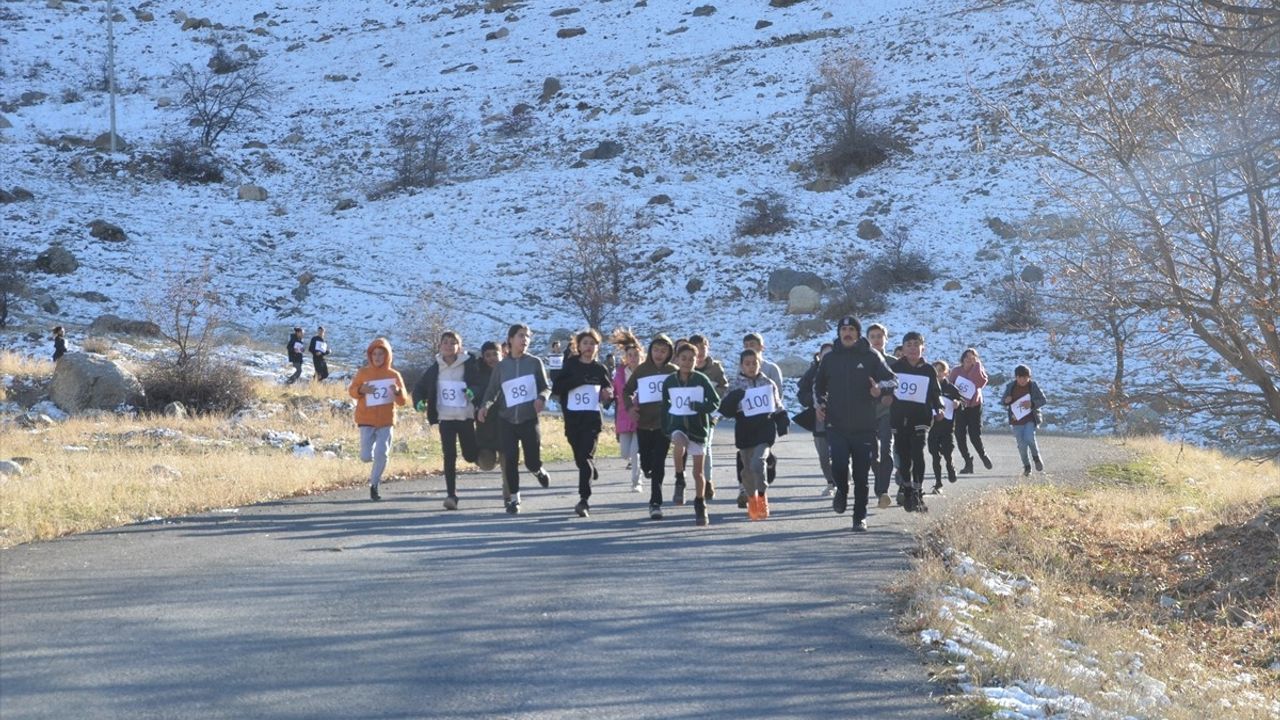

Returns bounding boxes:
[889,332,943,512]
[611,328,645,493]
[412,331,485,510]
[720,348,784,521]
[950,348,993,474]
[1000,365,1048,476]
[623,334,678,520]
[552,329,614,517]
[662,343,721,526]
[798,342,836,495]
[348,337,408,501]
[928,360,964,493]
[478,324,552,514]
[689,333,728,500]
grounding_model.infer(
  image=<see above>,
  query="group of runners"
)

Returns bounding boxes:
[341,316,1049,530]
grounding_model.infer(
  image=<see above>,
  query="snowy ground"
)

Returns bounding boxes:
[0,0,1242,438]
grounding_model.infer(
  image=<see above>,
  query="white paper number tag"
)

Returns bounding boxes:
[315,341,328,354]
[740,384,776,418]
[636,374,668,404]
[438,380,468,408]
[548,355,564,370]
[667,386,704,416]
[567,384,600,411]
[894,373,930,404]
[365,378,397,407]
[1012,398,1033,421]
[954,375,976,401]
[502,375,537,407]
[292,341,304,354]
[941,397,956,421]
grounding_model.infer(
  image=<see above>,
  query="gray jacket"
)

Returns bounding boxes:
[481,354,551,424]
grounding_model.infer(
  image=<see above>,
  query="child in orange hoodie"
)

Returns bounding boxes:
[348,337,408,500]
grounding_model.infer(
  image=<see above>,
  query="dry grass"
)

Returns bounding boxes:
[0,351,53,379]
[898,437,1280,719]
[1,375,616,548]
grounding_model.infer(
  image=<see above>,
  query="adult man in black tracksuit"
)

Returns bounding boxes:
[309,326,331,382]
[286,326,305,384]
[814,316,897,531]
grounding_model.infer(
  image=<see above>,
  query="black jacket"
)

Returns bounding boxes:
[286,334,305,363]
[473,360,501,449]
[719,374,781,449]
[888,356,943,430]
[412,353,486,425]
[814,337,896,435]
[52,337,67,362]
[551,356,614,433]
[308,335,329,357]
[931,379,964,431]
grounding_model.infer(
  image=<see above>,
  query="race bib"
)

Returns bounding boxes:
[954,376,976,401]
[740,384,776,418]
[1012,398,1033,421]
[567,384,600,412]
[365,378,397,407]
[894,373,930,404]
[668,386,704,416]
[292,341,304,354]
[636,374,668,404]
[941,397,956,421]
[547,355,564,370]
[438,380,468,409]
[502,375,537,407]
[315,341,328,354]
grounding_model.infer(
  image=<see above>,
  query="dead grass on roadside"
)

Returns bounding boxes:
[897,437,1280,720]
[1,376,616,548]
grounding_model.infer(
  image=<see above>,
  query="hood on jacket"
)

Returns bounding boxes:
[435,351,471,369]
[366,337,394,368]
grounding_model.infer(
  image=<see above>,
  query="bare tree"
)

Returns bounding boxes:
[142,264,225,367]
[998,0,1280,447]
[555,203,632,330]
[817,47,882,144]
[171,62,271,147]
[400,286,461,362]
[385,104,464,191]
[0,248,25,328]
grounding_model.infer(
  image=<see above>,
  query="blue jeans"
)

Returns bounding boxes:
[1013,423,1040,467]
[828,430,877,520]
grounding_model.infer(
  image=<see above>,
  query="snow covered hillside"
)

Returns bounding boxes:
[0,0,1198,434]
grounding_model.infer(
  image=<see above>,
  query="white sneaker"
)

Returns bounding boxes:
[821,484,835,497]
[632,482,644,493]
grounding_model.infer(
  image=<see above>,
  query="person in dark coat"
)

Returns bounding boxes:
[309,326,331,382]
[285,327,305,384]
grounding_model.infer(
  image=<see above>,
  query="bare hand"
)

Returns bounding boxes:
[880,395,893,407]
[869,377,882,398]
[360,382,376,395]
[600,386,614,403]
[477,407,488,424]
[534,397,546,413]
[816,404,826,423]
[933,412,944,422]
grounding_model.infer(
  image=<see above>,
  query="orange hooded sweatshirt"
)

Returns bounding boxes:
[348,337,407,427]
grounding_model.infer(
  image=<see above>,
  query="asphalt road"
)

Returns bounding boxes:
[1,426,1115,719]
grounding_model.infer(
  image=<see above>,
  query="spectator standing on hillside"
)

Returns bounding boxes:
[51,326,67,362]
[285,327,305,384]
[309,326,331,382]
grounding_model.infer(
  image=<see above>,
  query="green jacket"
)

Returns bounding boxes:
[661,370,721,443]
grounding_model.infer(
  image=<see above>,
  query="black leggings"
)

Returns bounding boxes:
[566,424,600,501]
[928,424,954,485]
[312,356,329,381]
[954,404,987,461]
[439,420,478,497]
[894,424,929,489]
[638,428,671,507]
[500,419,542,496]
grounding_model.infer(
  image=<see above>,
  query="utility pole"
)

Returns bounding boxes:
[106,0,118,152]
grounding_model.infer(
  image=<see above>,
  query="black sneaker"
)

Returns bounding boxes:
[916,489,929,512]
[574,500,589,518]
[443,496,458,510]
[931,484,943,495]
[705,480,715,501]
[832,488,848,514]
[947,466,957,483]
[1023,464,1032,476]
[903,487,919,512]
[506,500,520,514]
[648,503,664,520]
[737,491,749,509]
[694,498,708,527]
[980,454,993,470]
[370,486,381,501]
[959,458,975,475]
[535,469,551,488]
[896,488,908,507]
[673,479,686,506]
[1033,456,1044,472]
[592,466,599,481]
[852,518,868,532]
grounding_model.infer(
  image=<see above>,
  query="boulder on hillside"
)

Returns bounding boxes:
[88,219,127,242]
[557,27,586,39]
[238,184,268,201]
[1020,264,1045,283]
[787,285,822,315]
[88,314,161,337]
[92,132,128,151]
[767,269,824,301]
[34,245,78,275]
[776,356,810,378]
[540,77,562,102]
[856,219,882,240]
[581,140,623,160]
[49,352,145,413]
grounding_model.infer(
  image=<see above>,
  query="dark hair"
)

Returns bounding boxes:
[933,360,950,374]
[507,323,530,340]
[481,341,499,354]
[814,342,834,361]
[317,325,325,332]
[1015,364,1032,378]
[740,348,761,363]
[867,323,886,336]
[675,343,696,358]
[52,325,65,336]
[575,328,602,347]
[688,333,707,346]
[743,332,763,346]
[902,331,925,345]
[960,347,979,363]
[440,330,460,345]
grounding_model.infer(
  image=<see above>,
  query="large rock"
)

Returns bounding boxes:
[49,352,145,413]
[88,314,161,337]
[92,132,128,151]
[556,27,586,39]
[238,184,268,201]
[776,356,810,378]
[540,77,562,102]
[88,219,127,242]
[786,285,822,314]
[580,140,623,160]
[0,460,22,477]
[856,219,883,240]
[767,269,824,301]
[34,245,78,274]
[1020,264,1045,283]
